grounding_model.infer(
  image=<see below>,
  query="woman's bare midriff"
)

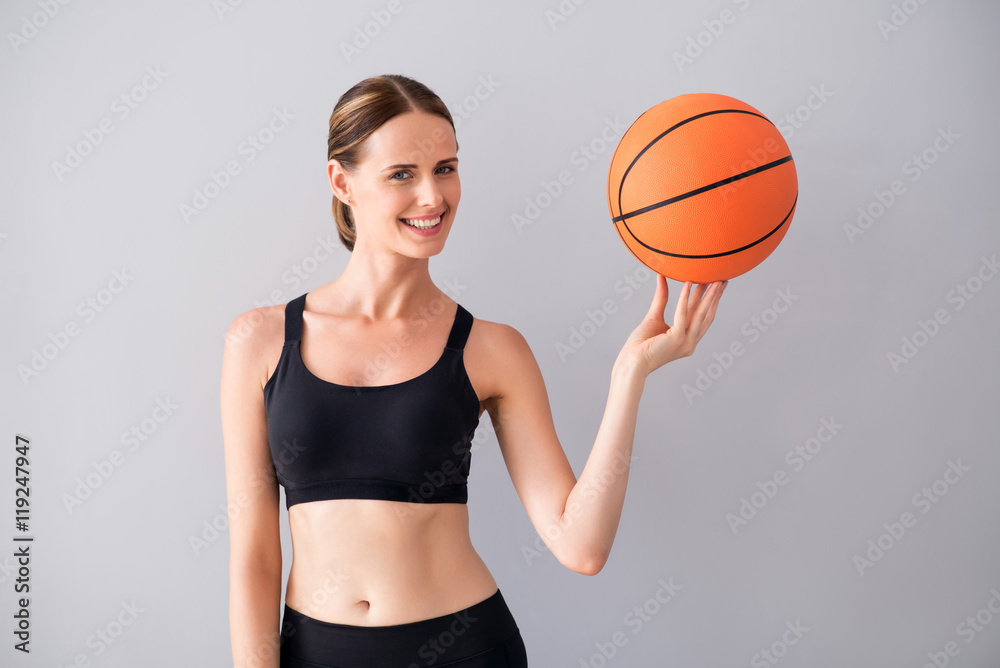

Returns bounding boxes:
[270,295,502,626]
[284,499,498,626]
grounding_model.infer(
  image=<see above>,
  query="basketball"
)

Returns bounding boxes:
[606,93,797,283]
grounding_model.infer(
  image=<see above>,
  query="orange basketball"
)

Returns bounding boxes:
[606,93,797,283]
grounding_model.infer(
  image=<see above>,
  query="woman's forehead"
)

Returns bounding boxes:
[364,113,457,164]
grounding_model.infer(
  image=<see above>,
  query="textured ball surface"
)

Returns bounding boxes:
[607,93,798,283]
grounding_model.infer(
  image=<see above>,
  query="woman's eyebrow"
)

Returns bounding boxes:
[382,157,458,172]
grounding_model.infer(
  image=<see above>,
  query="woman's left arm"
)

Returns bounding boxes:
[486,276,726,575]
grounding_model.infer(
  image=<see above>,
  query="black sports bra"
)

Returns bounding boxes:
[263,292,481,509]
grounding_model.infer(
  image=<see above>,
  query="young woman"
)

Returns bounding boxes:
[221,74,727,668]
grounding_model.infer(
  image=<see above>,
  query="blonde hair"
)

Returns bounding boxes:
[327,74,457,252]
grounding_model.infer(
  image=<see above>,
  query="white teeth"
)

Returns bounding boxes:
[401,215,441,230]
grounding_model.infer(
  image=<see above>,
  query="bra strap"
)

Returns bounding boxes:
[446,304,473,350]
[284,293,306,343]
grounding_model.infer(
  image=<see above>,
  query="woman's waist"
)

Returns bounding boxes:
[286,550,497,626]
[287,529,485,584]
[285,502,496,625]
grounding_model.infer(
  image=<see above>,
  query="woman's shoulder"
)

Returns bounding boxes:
[222,299,288,365]
[463,312,535,373]
[462,311,544,414]
[463,310,526,349]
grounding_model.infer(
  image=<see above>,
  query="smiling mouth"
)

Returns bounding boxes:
[399,214,443,230]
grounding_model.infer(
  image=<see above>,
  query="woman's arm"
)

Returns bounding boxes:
[221,309,284,668]
[485,277,726,575]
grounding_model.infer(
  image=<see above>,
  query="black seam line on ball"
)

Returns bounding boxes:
[619,192,798,259]
[615,108,775,220]
[612,155,793,224]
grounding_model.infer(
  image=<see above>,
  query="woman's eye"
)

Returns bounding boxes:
[390,166,455,181]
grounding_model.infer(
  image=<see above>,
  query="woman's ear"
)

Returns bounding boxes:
[328,159,353,206]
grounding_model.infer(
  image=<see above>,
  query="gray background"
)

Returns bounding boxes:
[3,0,999,666]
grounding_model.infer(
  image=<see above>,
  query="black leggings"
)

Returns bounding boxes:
[279,588,528,667]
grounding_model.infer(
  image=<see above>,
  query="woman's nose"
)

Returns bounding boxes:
[416,174,444,206]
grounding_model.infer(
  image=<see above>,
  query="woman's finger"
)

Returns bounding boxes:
[699,282,726,332]
[644,273,670,323]
[672,280,692,332]
[683,282,711,332]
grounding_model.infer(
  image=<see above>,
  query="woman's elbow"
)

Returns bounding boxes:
[559,548,608,576]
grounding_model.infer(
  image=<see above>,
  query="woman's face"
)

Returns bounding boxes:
[331,111,460,257]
